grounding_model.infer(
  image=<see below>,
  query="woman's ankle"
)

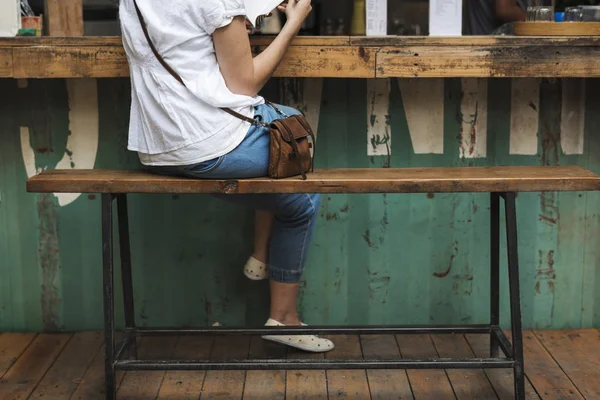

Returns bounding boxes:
[252,251,268,264]
[269,313,301,326]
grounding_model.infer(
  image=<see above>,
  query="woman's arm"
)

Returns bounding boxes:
[212,0,312,97]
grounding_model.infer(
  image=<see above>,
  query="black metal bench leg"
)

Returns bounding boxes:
[102,194,116,400]
[117,194,137,359]
[490,192,500,358]
[503,192,526,400]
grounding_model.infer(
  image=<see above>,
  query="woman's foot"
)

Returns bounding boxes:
[262,318,335,353]
[243,256,269,280]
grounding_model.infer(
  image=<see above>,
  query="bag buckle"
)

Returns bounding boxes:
[267,101,289,118]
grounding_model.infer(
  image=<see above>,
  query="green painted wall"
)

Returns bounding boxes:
[1,77,599,332]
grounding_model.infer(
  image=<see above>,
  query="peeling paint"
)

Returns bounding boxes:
[534,249,557,325]
[367,79,391,156]
[537,250,557,279]
[433,242,459,278]
[380,197,389,227]
[37,193,62,331]
[363,230,378,249]
[433,256,454,278]
[459,78,488,158]
[539,88,560,227]
[398,78,444,154]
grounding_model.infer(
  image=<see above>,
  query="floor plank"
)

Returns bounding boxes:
[325,335,370,399]
[30,331,104,399]
[243,336,286,400]
[286,339,327,400]
[69,333,126,400]
[118,336,177,400]
[534,330,600,399]
[200,336,250,400]
[517,331,583,399]
[396,334,456,400]
[1,330,597,400]
[431,334,497,399]
[156,336,214,400]
[465,333,539,400]
[0,333,71,400]
[0,333,36,378]
[360,335,413,399]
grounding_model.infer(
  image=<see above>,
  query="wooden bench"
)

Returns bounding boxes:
[26,165,600,400]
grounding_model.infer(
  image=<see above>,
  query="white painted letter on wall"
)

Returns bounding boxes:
[510,78,540,155]
[398,78,444,154]
[20,79,99,206]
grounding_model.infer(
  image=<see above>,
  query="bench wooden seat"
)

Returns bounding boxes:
[25,164,600,400]
[26,165,600,194]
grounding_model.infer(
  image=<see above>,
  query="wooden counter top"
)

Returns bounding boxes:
[1,36,600,78]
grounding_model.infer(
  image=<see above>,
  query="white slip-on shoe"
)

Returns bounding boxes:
[243,256,269,280]
[262,318,335,353]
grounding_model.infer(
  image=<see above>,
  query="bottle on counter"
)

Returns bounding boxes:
[351,0,366,35]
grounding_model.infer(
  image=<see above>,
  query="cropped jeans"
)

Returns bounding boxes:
[151,104,320,283]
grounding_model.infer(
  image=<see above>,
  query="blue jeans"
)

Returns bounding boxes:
[151,103,320,283]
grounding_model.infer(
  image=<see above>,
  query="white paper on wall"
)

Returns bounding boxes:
[366,0,387,36]
[0,0,21,36]
[429,0,462,36]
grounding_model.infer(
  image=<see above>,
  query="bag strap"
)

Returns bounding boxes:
[291,113,316,172]
[132,0,256,125]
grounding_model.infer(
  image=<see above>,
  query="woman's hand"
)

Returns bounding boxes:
[245,19,253,34]
[280,0,312,31]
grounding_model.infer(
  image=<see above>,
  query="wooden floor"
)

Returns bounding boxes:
[0,330,599,399]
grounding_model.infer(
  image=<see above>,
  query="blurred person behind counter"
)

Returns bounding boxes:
[465,0,527,34]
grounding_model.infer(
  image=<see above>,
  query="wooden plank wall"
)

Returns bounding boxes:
[1,76,599,331]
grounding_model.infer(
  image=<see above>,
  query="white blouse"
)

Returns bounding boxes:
[119,0,264,166]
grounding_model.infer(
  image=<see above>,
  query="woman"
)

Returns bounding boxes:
[119,0,333,352]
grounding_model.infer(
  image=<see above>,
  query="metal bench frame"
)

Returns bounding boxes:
[101,191,525,400]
